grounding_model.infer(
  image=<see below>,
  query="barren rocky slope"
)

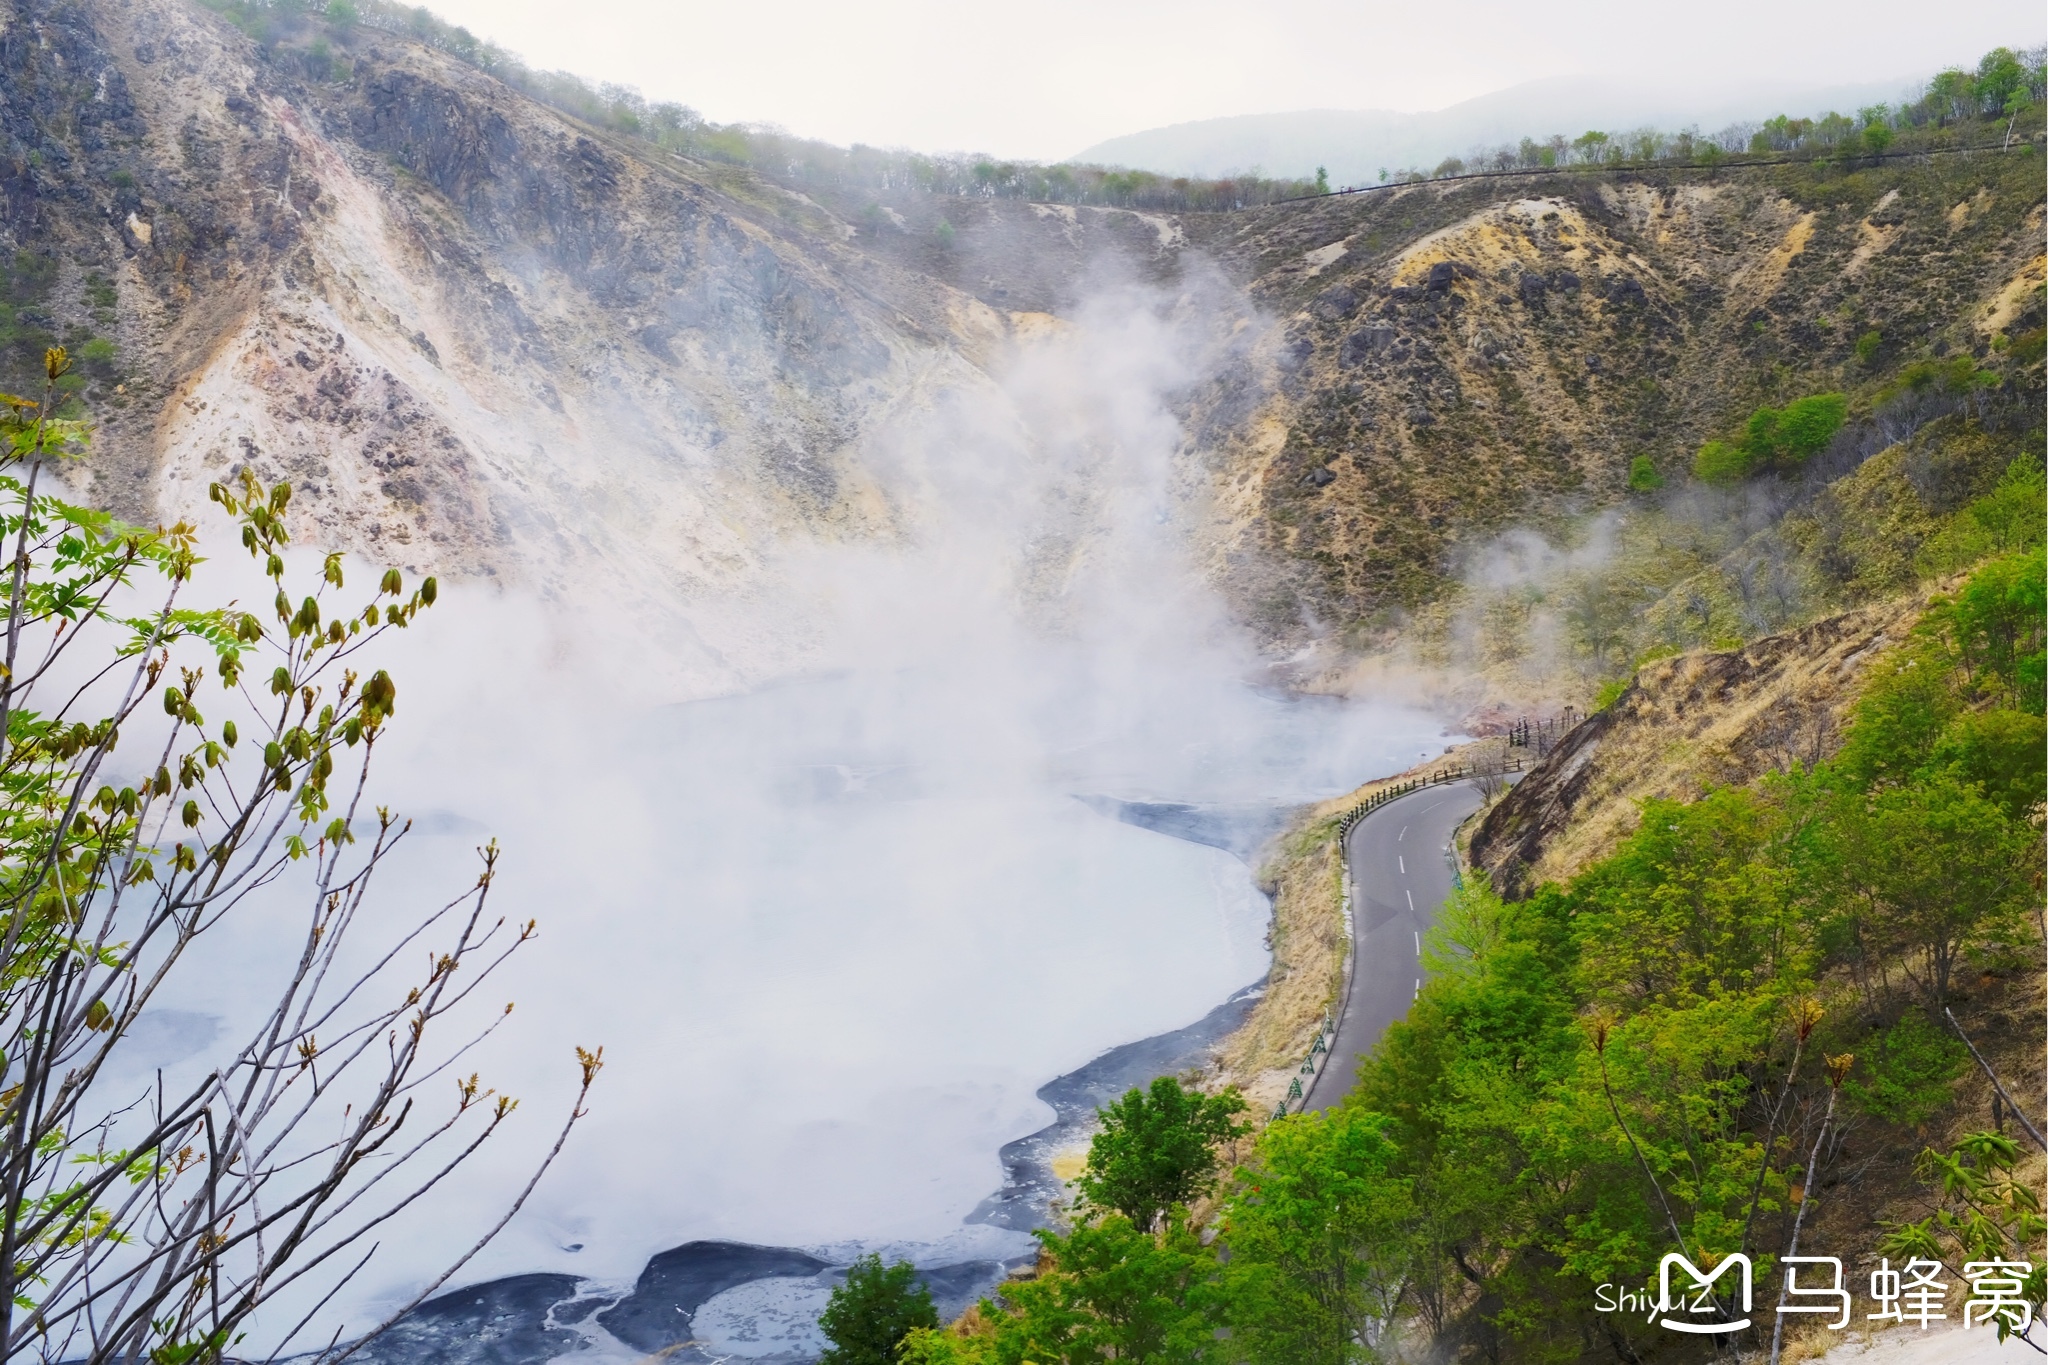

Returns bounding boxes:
[2,0,2038,687]
[1176,156,2045,641]
[0,0,1203,689]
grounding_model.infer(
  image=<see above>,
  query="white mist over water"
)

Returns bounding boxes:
[111,277,1449,1346]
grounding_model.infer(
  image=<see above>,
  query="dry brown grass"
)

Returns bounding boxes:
[1544,596,1924,882]
[1475,592,1932,893]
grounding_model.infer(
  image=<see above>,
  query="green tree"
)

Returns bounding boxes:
[898,1326,985,1364]
[1975,48,2028,115]
[1314,165,1330,194]
[1929,708,2046,821]
[1569,789,1808,1003]
[1834,643,1960,789]
[1931,547,2046,712]
[1693,438,1753,487]
[1077,1078,1248,1229]
[1825,771,2037,1005]
[900,1218,1218,1365]
[1222,1109,1412,1365]
[1034,1217,1218,1364]
[818,1255,939,1365]
[1842,1011,1966,1126]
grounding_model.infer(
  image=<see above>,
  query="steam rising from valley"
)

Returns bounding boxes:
[110,276,1447,1347]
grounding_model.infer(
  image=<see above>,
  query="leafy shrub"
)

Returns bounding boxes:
[1747,392,1847,465]
[818,1256,937,1365]
[1693,439,1753,487]
[1693,393,1846,485]
[1879,356,1998,405]
[1931,708,2047,820]
[1844,1011,1966,1126]
[1627,454,1663,492]
[1932,546,2047,712]
[1855,330,1882,364]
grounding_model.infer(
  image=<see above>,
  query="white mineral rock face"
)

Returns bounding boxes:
[79,0,1099,696]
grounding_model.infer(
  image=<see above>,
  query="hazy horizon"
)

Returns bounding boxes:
[1068,70,1930,183]
[418,0,2039,161]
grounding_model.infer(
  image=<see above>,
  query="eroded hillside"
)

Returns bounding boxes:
[0,0,2039,691]
[0,0,1192,688]
[1181,157,2045,642]
[1468,592,1926,894]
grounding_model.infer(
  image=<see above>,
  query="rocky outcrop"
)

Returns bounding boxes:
[1178,160,2046,643]
[0,0,1180,693]
[1469,592,1927,895]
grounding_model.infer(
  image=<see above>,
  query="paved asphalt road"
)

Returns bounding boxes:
[1306,781,1485,1111]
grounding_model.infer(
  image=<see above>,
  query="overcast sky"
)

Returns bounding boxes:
[421,0,2043,160]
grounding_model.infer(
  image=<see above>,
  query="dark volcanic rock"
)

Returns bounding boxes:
[1425,261,1478,292]
[597,1242,832,1354]
[1311,282,1360,320]
[1607,276,1648,307]
[916,1261,1008,1320]
[347,1273,584,1365]
[1077,796,1293,861]
[1339,323,1396,366]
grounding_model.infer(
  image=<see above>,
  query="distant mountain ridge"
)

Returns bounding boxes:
[1072,74,1916,184]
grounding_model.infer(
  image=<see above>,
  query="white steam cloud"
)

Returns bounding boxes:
[106,274,1446,1347]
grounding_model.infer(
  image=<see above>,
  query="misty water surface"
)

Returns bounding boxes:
[91,278,1453,1345]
